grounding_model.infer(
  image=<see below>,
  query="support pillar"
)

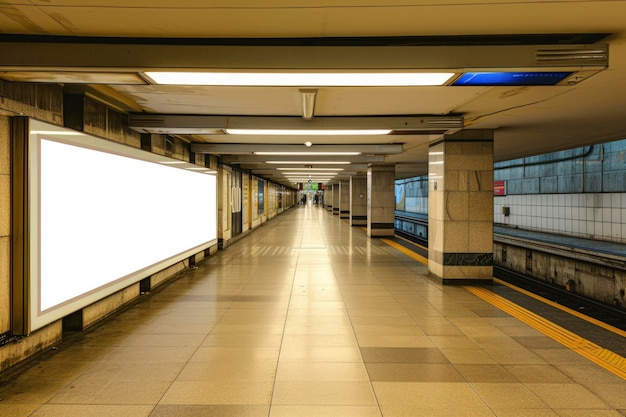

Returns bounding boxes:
[428,130,494,284]
[367,164,395,237]
[339,180,350,219]
[332,183,339,215]
[350,175,367,226]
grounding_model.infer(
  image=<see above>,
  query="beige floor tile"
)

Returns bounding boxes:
[525,383,612,409]
[373,382,488,410]
[489,409,559,417]
[455,364,518,383]
[361,347,449,363]
[188,346,280,362]
[0,379,64,404]
[366,363,464,382]
[272,381,377,405]
[470,382,547,408]
[503,364,573,383]
[440,348,497,364]
[281,334,358,348]
[52,378,171,405]
[353,324,426,337]
[279,346,363,362]
[177,360,277,381]
[201,332,283,347]
[0,404,41,417]
[30,404,154,417]
[160,380,273,405]
[276,362,369,381]
[482,347,547,365]
[553,410,625,417]
[269,405,382,417]
[429,335,481,349]
[150,404,270,417]
[356,334,436,348]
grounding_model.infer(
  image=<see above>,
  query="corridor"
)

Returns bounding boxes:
[1,205,624,417]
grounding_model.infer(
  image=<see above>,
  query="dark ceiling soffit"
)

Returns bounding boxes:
[0,33,611,46]
[127,115,465,134]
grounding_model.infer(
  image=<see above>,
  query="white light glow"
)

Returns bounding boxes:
[276,167,343,171]
[254,151,361,156]
[266,161,351,165]
[145,71,455,87]
[28,123,218,332]
[282,172,338,176]
[31,130,84,136]
[226,129,392,136]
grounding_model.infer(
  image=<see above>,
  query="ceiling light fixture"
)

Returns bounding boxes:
[300,89,317,120]
[254,151,361,156]
[224,129,391,136]
[266,161,351,165]
[276,167,343,171]
[226,129,392,136]
[145,71,455,87]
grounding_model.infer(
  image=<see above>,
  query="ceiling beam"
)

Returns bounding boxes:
[221,155,385,163]
[191,143,403,154]
[129,114,464,134]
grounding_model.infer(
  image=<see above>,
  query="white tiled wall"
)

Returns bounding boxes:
[494,193,626,243]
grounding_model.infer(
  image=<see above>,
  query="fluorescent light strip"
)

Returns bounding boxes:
[145,71,455,87]
[266,161,351,165]
[31,130,85,136]
[254,151,360,156]
[227,129,391,136]
[282,172,338,175]
[277,167,343,171]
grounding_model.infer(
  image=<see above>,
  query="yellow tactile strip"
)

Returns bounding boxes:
[465,285,626,380]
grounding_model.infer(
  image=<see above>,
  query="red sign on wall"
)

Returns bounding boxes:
[494,180,507,196]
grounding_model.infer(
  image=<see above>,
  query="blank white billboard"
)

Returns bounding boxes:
[28,120,217,332]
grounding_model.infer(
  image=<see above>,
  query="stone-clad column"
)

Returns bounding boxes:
[350,175,367,226]
[428,130,494,284]
[367,164,395,237]
[339,180,350,219]
[332,183,339,215]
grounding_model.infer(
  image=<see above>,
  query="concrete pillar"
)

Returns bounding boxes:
[350,175,367,226]
[325,184,333,211]
[428,130,494,284]
[332,183,340,215]
[367,164,395,237]
[339,180,350,219]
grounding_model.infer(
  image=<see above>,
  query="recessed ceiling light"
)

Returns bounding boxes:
[145,71,455,87]
[277,167,344,171]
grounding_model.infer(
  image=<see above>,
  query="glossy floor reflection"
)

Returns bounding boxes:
[2,205,625,417]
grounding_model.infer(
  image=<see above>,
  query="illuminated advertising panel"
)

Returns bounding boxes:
[27,120,218,332]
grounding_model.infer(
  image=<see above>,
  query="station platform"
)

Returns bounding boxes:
[1,204,625,417]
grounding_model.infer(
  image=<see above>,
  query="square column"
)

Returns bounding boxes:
[332,183,339,215]
[350,175,367,226]
[325,183,333,211]
[367,164,395,237]
[339,180,350,219]
[428,130,494,284]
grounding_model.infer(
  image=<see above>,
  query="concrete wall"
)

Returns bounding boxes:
[494,241,626,310]
[0,81,215,371]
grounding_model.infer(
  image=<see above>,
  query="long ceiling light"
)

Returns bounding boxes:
[145,71,455,87]
[266,161,351,165]
[254,151,361,156]
[276,167,344,171]
[226,129,392,136]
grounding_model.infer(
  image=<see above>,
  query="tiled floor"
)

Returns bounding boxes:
[1,205,625,417]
